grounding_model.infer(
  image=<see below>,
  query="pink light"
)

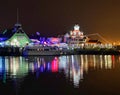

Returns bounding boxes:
[51,57,59,72]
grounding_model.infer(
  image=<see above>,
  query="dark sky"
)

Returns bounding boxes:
[0,0,120,43]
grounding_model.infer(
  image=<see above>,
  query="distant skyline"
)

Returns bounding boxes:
[0,0,120,43]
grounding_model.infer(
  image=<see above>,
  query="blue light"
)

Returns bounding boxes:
[40,65,44,72]
[0,37,7,41]
[0,57,3,73]
[34,63,38,70]
[0,63,2,73]
[47,62,51,71]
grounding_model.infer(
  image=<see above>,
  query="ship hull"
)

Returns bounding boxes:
[23,50,61,56]
[22,45,61,56]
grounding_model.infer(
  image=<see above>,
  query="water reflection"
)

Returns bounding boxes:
[0,55,116,88]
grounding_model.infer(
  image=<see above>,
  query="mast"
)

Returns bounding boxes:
[17,8,19,24]
[15,8,21,27]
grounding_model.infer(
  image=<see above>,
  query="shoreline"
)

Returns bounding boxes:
[0,47,119,56]
[61,48,120,55]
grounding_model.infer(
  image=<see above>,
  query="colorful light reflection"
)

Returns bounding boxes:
[51,57,59,72]
[0,55,116,88]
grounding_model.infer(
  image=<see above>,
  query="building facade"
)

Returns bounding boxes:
[0,23,31,47]
[64,24,88,48]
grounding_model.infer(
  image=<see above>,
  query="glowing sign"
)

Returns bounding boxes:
[47,38,61,44]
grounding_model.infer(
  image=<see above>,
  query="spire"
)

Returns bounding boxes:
[17,8,19,24]
[15,8,22,27]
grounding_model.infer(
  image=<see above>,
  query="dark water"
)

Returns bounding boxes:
[0,55,120,95]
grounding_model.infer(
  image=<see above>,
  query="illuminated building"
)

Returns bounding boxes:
[65,24,88,48]
[63,24,112,49]
[70,24,84,38]
[0,23,31,47]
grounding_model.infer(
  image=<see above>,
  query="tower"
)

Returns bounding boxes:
[69,24,86,48]
[5,9,31,47]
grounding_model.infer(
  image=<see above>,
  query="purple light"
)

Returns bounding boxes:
[36,32,40,35]
[40,65,44,72]
[47,62,51,71]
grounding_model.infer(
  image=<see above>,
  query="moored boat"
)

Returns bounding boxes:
[22,45,61,56]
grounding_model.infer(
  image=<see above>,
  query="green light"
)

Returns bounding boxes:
[6,32,31,47]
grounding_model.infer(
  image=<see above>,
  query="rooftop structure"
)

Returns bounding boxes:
[0,23,31,47]
[70,24,84,39]
[64,24,87,48]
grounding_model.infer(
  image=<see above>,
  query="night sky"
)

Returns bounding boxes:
[0,0,120,43]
